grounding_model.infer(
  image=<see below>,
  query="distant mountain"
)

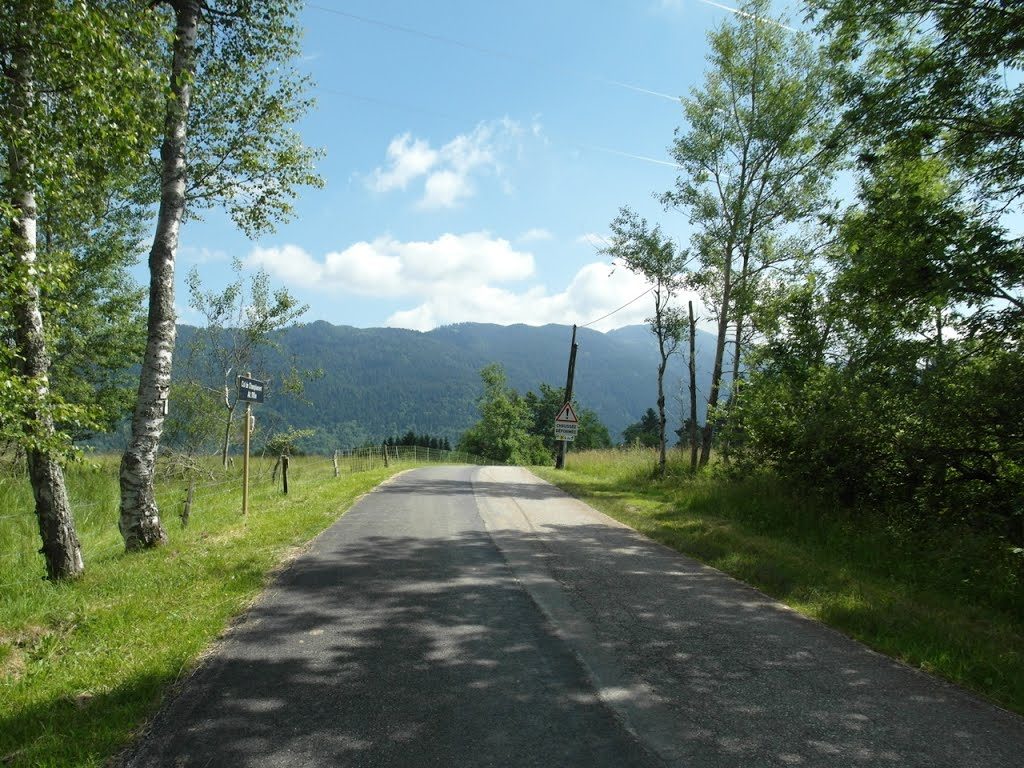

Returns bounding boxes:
[173,321,719,452]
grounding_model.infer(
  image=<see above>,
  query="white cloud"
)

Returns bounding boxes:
[179,246,230,265]
[419,170,472,210]
[249,231,706,332]
[366,118,532,209]
[247,232,534,298]
[384,260,659,332]
[369,133,439,193]
[518,228,553,242]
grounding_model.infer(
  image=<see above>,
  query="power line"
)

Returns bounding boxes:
[305,3,681,102]
[580,287,654,328]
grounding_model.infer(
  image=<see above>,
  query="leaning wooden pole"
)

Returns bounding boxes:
[555,324,579,470]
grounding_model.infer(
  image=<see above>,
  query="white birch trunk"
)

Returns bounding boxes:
[7,26,84,580]
[119,1,199,549]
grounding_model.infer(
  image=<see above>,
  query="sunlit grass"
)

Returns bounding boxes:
[0,454,409,768]
[535,448,1024,715]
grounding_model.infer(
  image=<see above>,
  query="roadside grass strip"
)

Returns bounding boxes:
[0,456,407,768]
[534,449,1024,716]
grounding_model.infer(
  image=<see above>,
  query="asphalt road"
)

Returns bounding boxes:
[120,465,1024,767]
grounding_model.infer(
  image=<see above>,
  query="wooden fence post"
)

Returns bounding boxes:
[281,454,289,495]
[333,450,339,477]
[181,478,194,528]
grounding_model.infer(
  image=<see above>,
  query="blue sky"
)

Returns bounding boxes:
[172,0,799,332]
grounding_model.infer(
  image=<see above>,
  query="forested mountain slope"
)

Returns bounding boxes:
[174,321,717,451]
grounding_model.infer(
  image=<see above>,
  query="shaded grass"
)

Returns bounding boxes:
[535,448,1024,715]
[0,455,408,768]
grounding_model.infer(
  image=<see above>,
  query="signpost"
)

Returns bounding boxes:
[238,373,265,516]
[554,401,579,442]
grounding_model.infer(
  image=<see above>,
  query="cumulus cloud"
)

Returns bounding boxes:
[367,118,529,209]
[247,232,534,298]
[369,134,438,193]
[248,232,700,333]
[384,260,656,331]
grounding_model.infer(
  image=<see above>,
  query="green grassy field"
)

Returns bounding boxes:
[0,454,406,768]
[535,448,1024,715]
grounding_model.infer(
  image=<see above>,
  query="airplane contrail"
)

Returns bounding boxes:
[695,0,798,32]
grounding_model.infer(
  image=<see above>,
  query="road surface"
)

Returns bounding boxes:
[120,465,1024,767]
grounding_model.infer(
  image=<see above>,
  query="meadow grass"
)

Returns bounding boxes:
[0,454,408,768]
[534,448,1024,715]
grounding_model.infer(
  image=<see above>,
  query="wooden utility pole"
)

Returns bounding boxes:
[555,325,579,470]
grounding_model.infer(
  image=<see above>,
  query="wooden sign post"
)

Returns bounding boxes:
[238,372,265,516]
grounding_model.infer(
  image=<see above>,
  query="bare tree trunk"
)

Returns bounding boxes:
[7,29,84,580]
[688,300,699,473]
[656,350,668,477]
[700,244,734,467]
[220,400,236,469]
[119,1,199,550]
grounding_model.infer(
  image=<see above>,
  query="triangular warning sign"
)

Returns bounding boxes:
[555,402,579,423]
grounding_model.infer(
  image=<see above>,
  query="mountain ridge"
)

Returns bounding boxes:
[173,320,718,452]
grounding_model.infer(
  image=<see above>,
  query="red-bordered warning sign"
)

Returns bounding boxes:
[555,402,578,424]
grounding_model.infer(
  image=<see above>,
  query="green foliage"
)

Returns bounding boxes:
[0,1,162,456]
[730,151,1024,543]
[622,408,660,448]
[181,0,324,234]
[458,364,549,465]
[384,432,452,451]
[459,364,614,464]
[524,383,611,453]
[809,0,1024,205]
[162,380,223,457]
[263,427,317,457]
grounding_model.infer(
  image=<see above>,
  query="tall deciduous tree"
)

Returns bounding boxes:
[120,0,322,549]
[1,0,161,578]
[604,208,686,477]
[458,364,549,465]
[664,0,837,466]
[809,0,1024,205]
[185,258,309,468]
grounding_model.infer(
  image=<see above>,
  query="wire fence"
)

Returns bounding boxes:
[0,446,488,586]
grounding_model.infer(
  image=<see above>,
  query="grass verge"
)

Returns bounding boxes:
[0,455,406,768]
[534,448,1024,715]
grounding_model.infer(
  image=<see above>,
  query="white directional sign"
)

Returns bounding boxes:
[554,402,579,441]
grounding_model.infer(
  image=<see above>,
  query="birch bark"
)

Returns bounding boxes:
[7,22,84,579]
[119,0,200,549]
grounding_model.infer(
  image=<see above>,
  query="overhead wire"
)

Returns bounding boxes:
[580,287,655,328]
[304,3,681,102]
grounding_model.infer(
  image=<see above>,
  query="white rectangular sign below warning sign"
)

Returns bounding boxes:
[554,421,578,441]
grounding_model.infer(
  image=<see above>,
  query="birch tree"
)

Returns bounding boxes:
[119,0,322,549]
[1,0,160,577]
[663,0,837,466]
[604,208,686,477]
